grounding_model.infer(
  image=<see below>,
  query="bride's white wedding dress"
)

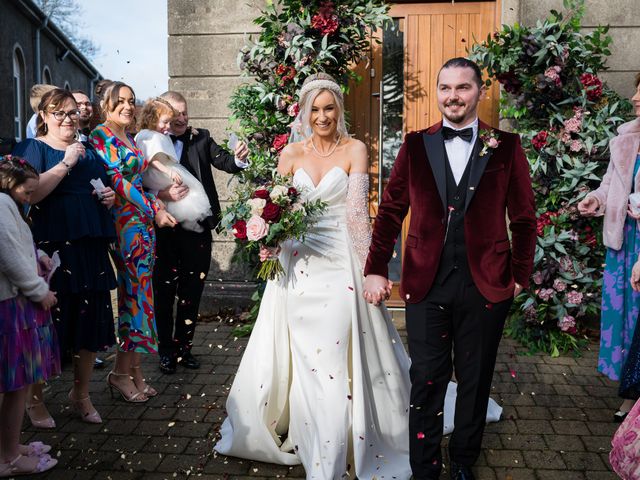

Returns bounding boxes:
[214,167,501,479]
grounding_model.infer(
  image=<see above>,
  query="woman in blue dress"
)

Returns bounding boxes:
[578,73,640,421]
[13,88,117,425]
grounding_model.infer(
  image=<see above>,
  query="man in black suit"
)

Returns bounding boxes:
[155,90,249,373]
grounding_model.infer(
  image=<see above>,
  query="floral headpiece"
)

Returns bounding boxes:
[298,79,343,106]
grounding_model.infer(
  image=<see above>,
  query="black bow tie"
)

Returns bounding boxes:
[442,126,473,142]
[80,127,91,136]
[170,134,181,144]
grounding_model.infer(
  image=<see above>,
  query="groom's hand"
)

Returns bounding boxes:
[159,183,189,202]
[363,274,392,305]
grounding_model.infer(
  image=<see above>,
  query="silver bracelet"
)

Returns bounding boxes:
[60,160,72,174]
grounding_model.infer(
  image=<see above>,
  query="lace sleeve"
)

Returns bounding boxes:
[346,172,372,270]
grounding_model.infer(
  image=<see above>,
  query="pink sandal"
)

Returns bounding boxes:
[0,454,57,477]
[19,442,52,457]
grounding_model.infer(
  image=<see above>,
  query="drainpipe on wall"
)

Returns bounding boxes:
[35,14,50,84]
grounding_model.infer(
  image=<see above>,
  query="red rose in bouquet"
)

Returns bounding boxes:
[253,189,270,199]
[232,219,247,240]
[262,202,282,222]
[311,1,339,36]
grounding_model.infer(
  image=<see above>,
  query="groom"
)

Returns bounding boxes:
[363,58,536,479]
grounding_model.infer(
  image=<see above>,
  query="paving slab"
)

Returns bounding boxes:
[26,317,622,480]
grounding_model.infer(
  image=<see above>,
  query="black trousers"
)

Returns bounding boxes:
[153,225,212,357]
[405,270,512,479]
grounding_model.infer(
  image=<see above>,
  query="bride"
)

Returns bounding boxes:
[214,73,500,479]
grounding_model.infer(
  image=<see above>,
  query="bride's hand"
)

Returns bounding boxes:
[259,245,281,262]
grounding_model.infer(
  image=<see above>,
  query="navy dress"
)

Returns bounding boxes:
[13,139,117,353]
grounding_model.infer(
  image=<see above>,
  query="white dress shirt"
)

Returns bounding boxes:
[442,117,478,185]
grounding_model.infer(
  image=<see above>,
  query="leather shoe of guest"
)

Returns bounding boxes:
[614,410,629,423]
[450,462,475,480]
[159,354,177,374]
[177,352,200,369]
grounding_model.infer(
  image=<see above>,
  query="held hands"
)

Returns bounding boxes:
[158,183,189,202]
[63,141,86,168]
[155,209,177,228]
[39,290,57,310]
[362,274,393,306]
[234,141,249,162]
[577,196,599,217]
[259,245,281,262]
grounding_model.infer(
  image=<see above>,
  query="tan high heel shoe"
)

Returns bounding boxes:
[68,390,102,424]
[130,365,158,397]
[106,371,148,403]
[25,402,56,429]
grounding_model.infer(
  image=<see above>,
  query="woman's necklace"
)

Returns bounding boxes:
[310,134,341,158]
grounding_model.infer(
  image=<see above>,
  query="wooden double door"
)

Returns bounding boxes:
[346,1,501,306]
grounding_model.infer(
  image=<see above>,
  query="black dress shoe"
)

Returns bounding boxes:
[177,351,200,370]
[159,354,177,374]
[614,410,629,423]
[450,462,475,480]
[94,357,105,369]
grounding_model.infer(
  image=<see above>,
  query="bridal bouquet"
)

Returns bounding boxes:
[220,174,326,280]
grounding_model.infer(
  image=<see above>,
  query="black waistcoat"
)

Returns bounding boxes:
[433,150,473,285]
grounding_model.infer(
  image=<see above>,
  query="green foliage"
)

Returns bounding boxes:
[470,0,632,355]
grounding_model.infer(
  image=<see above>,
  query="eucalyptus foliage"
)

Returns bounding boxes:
[470,0,632,356]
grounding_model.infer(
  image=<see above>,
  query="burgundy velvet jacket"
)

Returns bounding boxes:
[364,120,536,304]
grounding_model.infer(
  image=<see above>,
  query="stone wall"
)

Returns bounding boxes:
[503,0,640,99]
[167,0,265,311]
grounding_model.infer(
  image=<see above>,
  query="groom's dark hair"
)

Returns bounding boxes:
[438,57,484,88]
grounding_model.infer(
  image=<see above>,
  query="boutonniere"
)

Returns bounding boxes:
[479,129,501,156]
[188,126,199,141]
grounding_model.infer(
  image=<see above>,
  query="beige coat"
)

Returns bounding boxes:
[588,118,640,250]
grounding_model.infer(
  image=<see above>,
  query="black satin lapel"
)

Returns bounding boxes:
[464,137,493,212]
[423,131,447,213]
[184,140,202,179]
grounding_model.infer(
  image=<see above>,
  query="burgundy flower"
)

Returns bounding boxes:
[580,73,603,101]
[232,219,247,240]
[288,186,298,198]
[532,131,548,151]
[262,202,282,222]
[272,133,289,153]
[311,1,339,36]
[253,189,269,199]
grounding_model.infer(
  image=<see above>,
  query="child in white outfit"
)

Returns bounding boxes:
[135,98,212,232]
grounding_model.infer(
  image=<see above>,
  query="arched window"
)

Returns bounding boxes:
[64,82,71,91]
[13,45,26,141]
[42,66,52,85]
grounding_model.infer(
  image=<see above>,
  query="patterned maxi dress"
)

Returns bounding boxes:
[91,125,159,353]
[599,154,640,381]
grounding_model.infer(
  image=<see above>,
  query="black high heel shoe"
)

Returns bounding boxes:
[614,410,629,423]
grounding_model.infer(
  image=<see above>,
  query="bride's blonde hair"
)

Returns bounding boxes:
[295,73,349,140]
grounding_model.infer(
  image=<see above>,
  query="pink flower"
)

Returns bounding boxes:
[487,137,499,148]
[553,279,567,292]
[558,315,577,333]
[288,102,300,117]
[544,66,562,87]
[570,140,583,152]
[532,271,544,285]
[538,288,555,301]
[246,215,269,241]
[566,290,583,305]
[564,117,582,133]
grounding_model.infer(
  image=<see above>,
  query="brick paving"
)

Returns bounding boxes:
[28,314,622,480]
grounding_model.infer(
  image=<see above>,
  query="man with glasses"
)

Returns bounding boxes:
[72,90,94,141]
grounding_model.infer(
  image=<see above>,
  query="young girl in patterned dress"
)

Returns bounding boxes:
[0,156,59,476]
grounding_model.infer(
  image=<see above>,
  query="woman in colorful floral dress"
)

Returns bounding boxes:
[90,82,176,403]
